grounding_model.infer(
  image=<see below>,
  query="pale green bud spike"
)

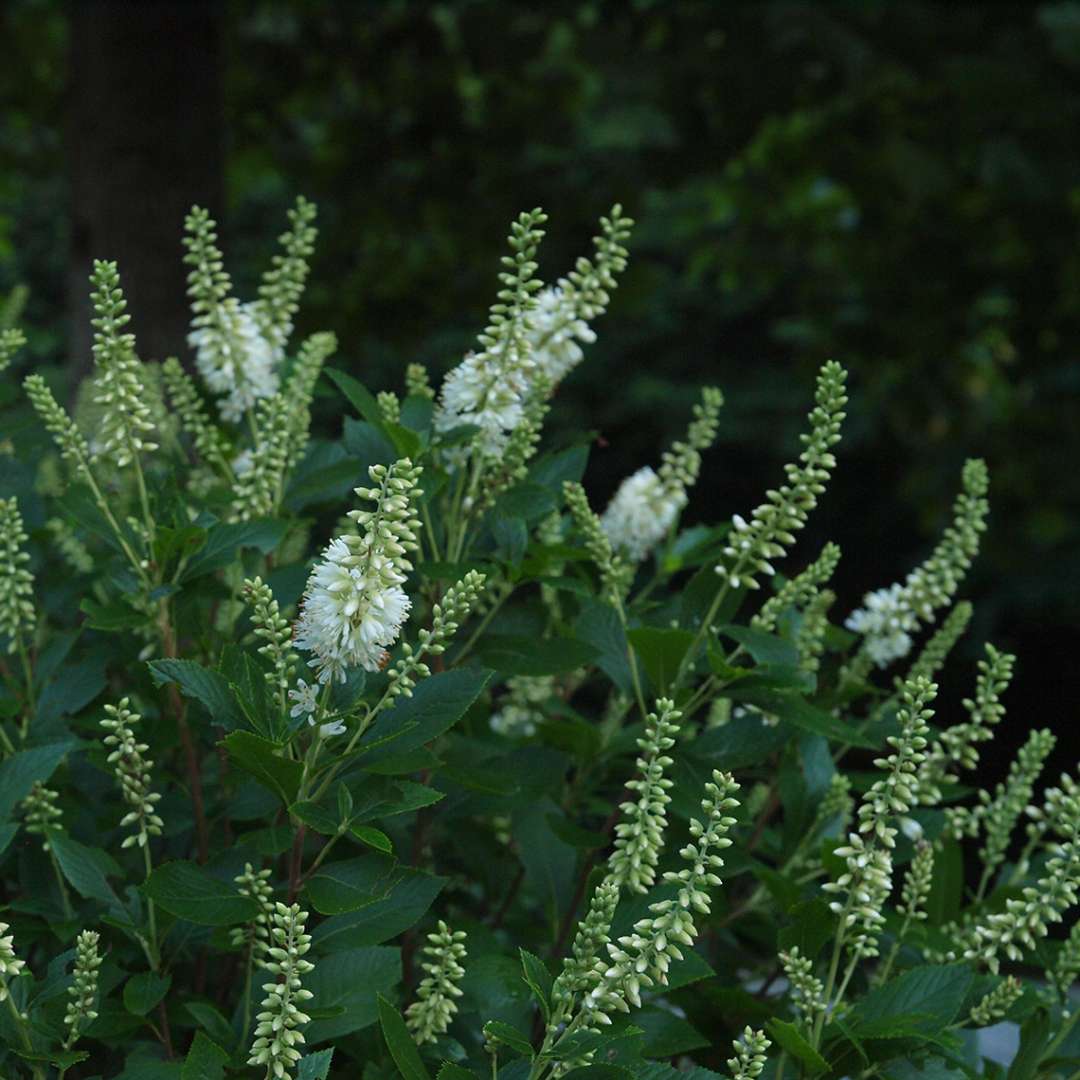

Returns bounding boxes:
[728,1027,771,1080]
[63,930,102,1049]
[609,698,682,894]
[247,902,315,1079]
[717,361,847,592]
[256,195,318,348]
[89,259,158,468]
[406,921,467,1045]
[563,481,632,605]
[0,327,26,374]
[100,698,164,849]
[0,496,35,656]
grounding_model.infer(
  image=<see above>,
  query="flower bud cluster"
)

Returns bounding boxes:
[248,902,315,1079]
[965,775,1080,972]
[24,374,92,474]
[100,698,164,849]
[969,975,1022,1026]
[230,863,276,965]
[779,946,826,1024]
[0,326,25,373]
[46,517,94,575]
[256,195,318,351]
[63,930,102,1048]
[551,879,620,1011]
[21,782,62,849]
[609,699,681,894]
[405,363,434,399]
[727,1026,771,1080]
[388,570,487,702]
[752,542,841,633]
[823,677,935,957]
[244,576,297,697]
[0,496,35,655]
[716,361,847,592]
[897,841,934,922]
[489,674,554,738]
[160,357,231,472]
[582,772,739,1023]
[563,481,632,605]
[89,260,158,468]
[406,921,468,1045]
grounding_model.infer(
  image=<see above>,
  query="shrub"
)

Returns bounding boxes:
[0,198,1070,1079]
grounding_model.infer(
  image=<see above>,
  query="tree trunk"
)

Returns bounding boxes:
[67,0,223,383]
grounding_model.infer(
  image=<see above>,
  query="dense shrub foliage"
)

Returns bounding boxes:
[0,200,1074,1079]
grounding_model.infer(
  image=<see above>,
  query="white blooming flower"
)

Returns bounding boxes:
[527,285,597,384]
[435,349,532,459]
[189,302,283,423]
[287,678,318,718]
[294,538,411,683]
[309,716,347,738]
[232,448,256,477]
[844,583,918,668]
[600,466,686,564]
[294,460,422,685]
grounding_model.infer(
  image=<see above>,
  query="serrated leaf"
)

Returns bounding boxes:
[305,947,400,1042]
[848,964,974,1037]
[627,627,694,692]
[483,1018,534,1058]
[49,831,120,904]
[0,741,74,820]
[143,861,259,926]
[519,948,553,1022]
[124,971,172,1016]
[767,1019,828,1075]
[305,855,396,915]
[719,624,799,666]
[182,518,287,580]
[297,1049,335,1080]
[313,868,445,948]
[437,1065,479,1080]
[221,730,304,804]
[378,993,431,1080]
[350,824,393,853]
[358,669,493,765]
[149,658,243,729]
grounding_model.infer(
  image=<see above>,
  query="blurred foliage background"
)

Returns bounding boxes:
[1,0,1078,749]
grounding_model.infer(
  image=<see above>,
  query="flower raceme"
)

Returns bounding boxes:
[294,459,422,683]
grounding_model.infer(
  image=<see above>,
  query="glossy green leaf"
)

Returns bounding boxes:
[143,861,259,926]
[124,971,172,1016]
[378,993,431,1080]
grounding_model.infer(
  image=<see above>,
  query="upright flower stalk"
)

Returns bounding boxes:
[406,921,468,1045]
[0,496,36,733]
[294,459,422,684]
[248,902,315,1080]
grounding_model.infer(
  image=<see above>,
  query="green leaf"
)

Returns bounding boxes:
[124,971,172,1016]
[36,658,106,723]
[49,831,119,904]
[304,855,395,916]
[437,1065,479,1080]
[149,659,243,729]
[731,689,878,749]
[719,624,799,667]
[358,669,493,766]
[926,836,964,926]
[220,730,304,804]
[378,993,431,1080]
[767,1019,828,1075]
[351,825,394,853]
[848,964,974,1037]
[305,947,400,1042]
[519,948,553,1022]
[636,1007,708,1056]
[490,514,528,566]
[0,741,74,820]
[313,869,445,949]
[574,602,634,694]
[327,369,384,426]
[182,518,287,580]
[562,1068,634,1080]
[777,899,835,961]
[180,1031,228,1080]
[477,635,598,676]
[482,1018,535,1058]
[627,627,694,691]
[143,861,259,926]
[80,596,148,631]
[297,1050,335,1080]
[1008,1009,1052,1080]
[183,1002,234,1050]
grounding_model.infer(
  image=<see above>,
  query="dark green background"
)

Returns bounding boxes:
[2,1,1077,759]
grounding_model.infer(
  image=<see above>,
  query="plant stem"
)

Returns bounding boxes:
[49,847,74,920]
[16,634,34,739]
[143,842,159,970]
